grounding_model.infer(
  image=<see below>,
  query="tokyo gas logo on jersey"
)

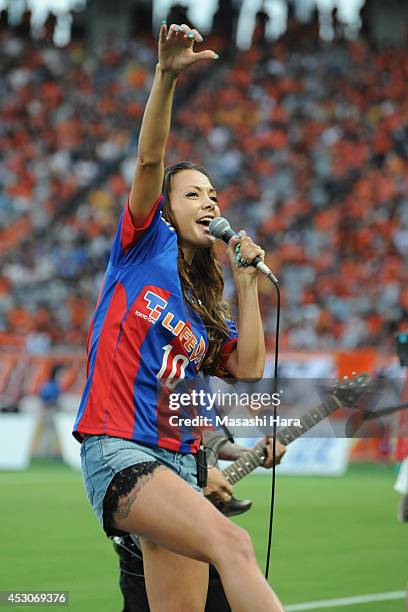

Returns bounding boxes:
[135,289,206,371]
[141,290,167,323]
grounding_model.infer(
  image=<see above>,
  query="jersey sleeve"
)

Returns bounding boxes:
[215,319,238,379]
[109,193,175,266]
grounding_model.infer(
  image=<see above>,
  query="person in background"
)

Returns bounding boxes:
[34,364,63,459]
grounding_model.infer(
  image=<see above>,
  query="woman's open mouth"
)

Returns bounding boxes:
[196,216,213,231]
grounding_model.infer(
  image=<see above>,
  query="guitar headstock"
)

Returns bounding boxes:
[332,372,373,407]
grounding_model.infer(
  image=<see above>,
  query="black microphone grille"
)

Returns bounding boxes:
[209,217,231,239]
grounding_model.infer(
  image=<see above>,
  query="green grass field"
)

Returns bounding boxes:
[0,462,406,611]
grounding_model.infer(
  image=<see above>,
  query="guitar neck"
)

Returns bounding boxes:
[222,394,342,485]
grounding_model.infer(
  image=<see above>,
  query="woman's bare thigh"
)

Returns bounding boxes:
[112,466,235,564]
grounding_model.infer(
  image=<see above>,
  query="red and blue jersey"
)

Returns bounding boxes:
[73,195,238,453]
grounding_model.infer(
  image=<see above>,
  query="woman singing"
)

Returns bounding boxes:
[73,21,284,612]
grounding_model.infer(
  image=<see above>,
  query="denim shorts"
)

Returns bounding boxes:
[80,435,201,534]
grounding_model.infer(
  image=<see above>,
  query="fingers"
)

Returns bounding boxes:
[166,23,203,44]
[276,441,287,460]
[223,480,233,497]
[269,439,286,464]
[192,50,219,62]
[161,22,219,68]
[261,439,286,468]
[228,230,245,251]
[217,472,233,498]
[217,473,233,500]
[206,468,233,501]
[159,22,167,42]
[230,231,263,268]
[180,23,194,44]
[219,483,233,502]
[180,24,196,43]
[178,24,204,43]
[191,28,204,43]
[166,23,179,39]
[167,23,190,41]
[240,237,262,262]
[264,441,274,467]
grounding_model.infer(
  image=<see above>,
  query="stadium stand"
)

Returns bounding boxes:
[0,12,407,362]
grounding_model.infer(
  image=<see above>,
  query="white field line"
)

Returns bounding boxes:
[285,591,406,611]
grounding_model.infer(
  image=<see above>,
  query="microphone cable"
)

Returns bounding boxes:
[207,216,281,578]
[264,279,281,580]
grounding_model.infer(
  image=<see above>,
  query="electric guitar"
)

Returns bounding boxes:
[206,372,372,516]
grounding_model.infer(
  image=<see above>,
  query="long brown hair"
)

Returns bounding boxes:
[162,161,231,375]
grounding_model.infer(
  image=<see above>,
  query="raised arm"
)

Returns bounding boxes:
[129,23,218,222]
[223,232,266,379]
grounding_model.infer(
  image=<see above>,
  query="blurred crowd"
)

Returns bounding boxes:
[0,25,158,349]
[1,18,408,353]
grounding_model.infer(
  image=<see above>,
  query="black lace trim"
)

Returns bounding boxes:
[103,461,163,536]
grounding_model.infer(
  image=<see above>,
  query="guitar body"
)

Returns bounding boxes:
[207,493,253,517]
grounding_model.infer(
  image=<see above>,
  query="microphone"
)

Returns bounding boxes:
[209,217,279,285]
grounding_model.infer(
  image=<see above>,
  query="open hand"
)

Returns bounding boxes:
[159,23,218,77]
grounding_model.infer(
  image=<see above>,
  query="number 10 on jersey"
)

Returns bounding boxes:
[157,344,189,390]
